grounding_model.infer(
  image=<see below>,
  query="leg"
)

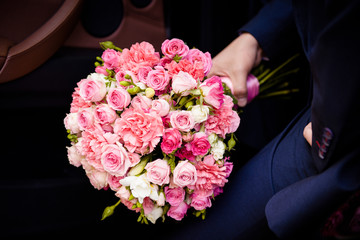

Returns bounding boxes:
[168,108,317,240]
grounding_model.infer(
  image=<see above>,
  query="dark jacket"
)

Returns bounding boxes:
[241,0,360,238]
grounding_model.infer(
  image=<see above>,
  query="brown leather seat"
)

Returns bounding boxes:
[0,0,166,83]
[0,0,83,83]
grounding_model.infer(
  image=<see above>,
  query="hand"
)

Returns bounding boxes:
[303,122,312,146]
[208,33,264,107]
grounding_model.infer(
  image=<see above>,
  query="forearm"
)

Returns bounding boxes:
[239,0,295,59]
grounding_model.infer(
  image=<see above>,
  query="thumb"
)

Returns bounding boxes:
[303,122,312,146]
[231,71,248,107]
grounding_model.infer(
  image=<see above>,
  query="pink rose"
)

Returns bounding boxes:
[164,186,185,206]
[113,108,164,155]
[190,132,211,156]
[146,66,170,91]
[142,197,155,215]
[161,38,189,59]
[213,187,223,197]
[64,112,80,134]
[224,161,233,178]
[102,49,121,70]
[137,66,152,84]
[66,145,83,167]
[106,88,131,111]
[94,104,117,124]
[107,174,124,191]
[161,128,182,154]
[171,71,197,95]
[145,159,170,185]
[101,143,131,176]
[200,76,224,109]
[95,66,109,76]
[128,152,141,167]
[175,144,195,162]
[167,202,189,221]
[115,71,128,86]
[173,160,197,188]
[170,110,195,132]
[77,107,94,130]
[190,192,212,210]
[130,95,152,112]
[151,99,170,117]
[116,186,141,212]
[185,48,212,76]
[79,77,107,102]
[86,169,108,190]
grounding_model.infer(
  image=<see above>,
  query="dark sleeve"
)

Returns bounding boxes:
[239,0,296,59]
[309,0,360,171]
[266,1,360,238]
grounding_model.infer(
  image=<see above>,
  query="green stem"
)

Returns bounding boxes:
[258,54,299,85]
[259,89,299,98]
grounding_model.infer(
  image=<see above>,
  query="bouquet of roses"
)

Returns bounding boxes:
[64,38,240,224]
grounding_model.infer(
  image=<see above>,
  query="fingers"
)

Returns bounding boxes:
[232,70,248,107]
[208,33,262,107]
[303,122,312,146]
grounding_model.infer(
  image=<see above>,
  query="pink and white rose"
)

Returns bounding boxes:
[190,132,211,156]
[86,169,108,190]
[151,99,170,117]
[106,88,131,111]
[102,48,121,69]
[161,128,182,154]
[185,48,212,76]
[77,107,94,130]
[130,94,152,112]
[173,160,197,187]
[200,76,224,109]
[170,110,195,132]
[94,104,117,124]
[64,112,80,134]
[164,186,185,206]
[100,143,131,176]
[190,192,212,210]
[161,38,189,59]
[171,71,197,95]
[145,159,170,185]
[78,76,107,102]
[167,202,189,221]
[146,66,170,91]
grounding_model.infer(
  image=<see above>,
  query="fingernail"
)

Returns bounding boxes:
[237,97,247,107]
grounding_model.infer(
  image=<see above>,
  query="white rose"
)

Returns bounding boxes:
[120,174,158,203]
[211,140,226,160]
[145,206,163,224]
[64,113,80,134]
[208,133,218,146]
[190,105,209,123]
[156,191,165,206]
[86,169,108,190]
[88,72,107,83]
[67,144,84,167]
[172,71,197,95]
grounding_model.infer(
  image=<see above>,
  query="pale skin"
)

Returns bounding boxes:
[208,32,312,146]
